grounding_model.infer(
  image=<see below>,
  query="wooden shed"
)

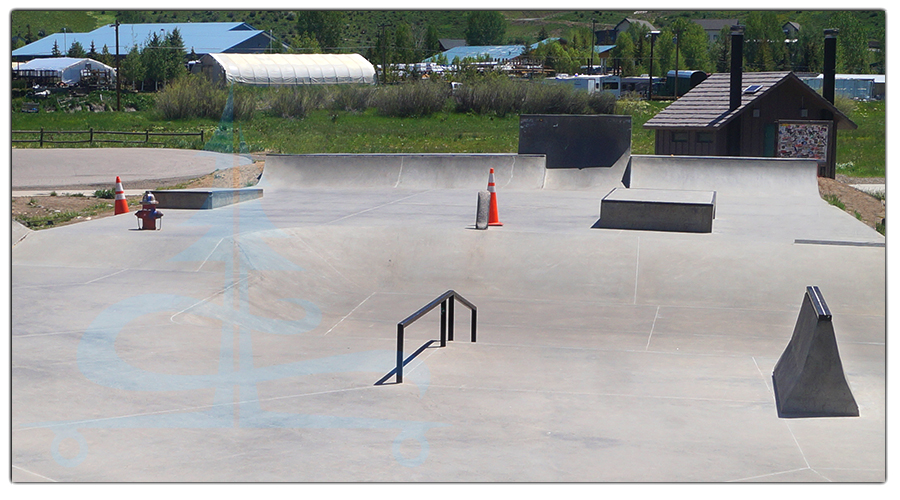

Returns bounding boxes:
[642,71,856,178]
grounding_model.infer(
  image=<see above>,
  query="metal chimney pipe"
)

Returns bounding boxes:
[824,29,839,104]
[730,25,744,111]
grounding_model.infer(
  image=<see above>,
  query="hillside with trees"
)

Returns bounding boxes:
[11,9,885,79]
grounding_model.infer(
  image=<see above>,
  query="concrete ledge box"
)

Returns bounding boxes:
[150,188,263,210]
[593,188,716,233]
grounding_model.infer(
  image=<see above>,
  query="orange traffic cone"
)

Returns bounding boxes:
[487,168,503,226]
[114,176,129,214]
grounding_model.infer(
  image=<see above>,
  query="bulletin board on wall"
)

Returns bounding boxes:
[776,120,832,171]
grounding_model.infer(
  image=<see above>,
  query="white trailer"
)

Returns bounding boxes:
[545,74,621,97]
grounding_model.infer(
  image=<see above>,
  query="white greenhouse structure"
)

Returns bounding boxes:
[13,57,116,85]
[196,53,376,86]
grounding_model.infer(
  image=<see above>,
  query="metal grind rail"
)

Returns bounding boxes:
[395,290,476,384]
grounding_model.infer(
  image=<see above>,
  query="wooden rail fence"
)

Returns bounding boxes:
[12,128,204,147]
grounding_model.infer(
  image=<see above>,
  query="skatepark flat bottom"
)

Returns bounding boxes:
[11,155,885,482]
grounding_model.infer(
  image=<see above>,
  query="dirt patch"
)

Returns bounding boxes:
[817,176,885,231]
[11,161,264,230]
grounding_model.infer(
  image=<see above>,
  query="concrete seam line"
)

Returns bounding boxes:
[503,155,515,188]
[169,276,250,324]
[645,305,660,351]
[324,291,377,336]
[394,156,403,188]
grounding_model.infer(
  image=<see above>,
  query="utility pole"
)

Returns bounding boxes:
[674,31,680,98]
[648,31,659,100]
[590,19,595,74]
[114,20,120,112]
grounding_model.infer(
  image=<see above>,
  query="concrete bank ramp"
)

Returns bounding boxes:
[629,155,821,199]
[261,154,544,190]
[261,153,631,192]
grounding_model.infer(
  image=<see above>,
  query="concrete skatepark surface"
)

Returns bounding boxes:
[10,149,885,483]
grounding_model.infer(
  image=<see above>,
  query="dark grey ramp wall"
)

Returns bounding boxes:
[518,114,632,170]
[773,286,859,418]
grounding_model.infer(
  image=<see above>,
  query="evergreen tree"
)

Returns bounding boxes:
[423,24,441,59]
[163,28,187,82]
[294,32,321,54]
[98,45,114,67]
[120,45,145,90]
[296,11,345,52]
[51,40,61,57]
[87,41,99,60]
[613,31,636,76]
[465,11,506,45]
[711,26,731,73]
[141,31,165,90]
[393,22,416,63]
[676,20,712,72]
[67,40,86,58]
[831,12,870,73]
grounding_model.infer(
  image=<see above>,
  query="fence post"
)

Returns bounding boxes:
[396,324,404,384]
[440,301,447,347]
[145,130,149,143]
[89,127,93,145]
[39,127,44,148]
[448,295,455,342]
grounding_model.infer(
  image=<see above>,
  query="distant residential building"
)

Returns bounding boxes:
[596,18,657,44]
[783,22,801,40]
[692,19,741,43]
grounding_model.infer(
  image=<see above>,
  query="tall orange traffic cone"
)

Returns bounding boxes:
[114,176,129,214]
[487,168,503,226]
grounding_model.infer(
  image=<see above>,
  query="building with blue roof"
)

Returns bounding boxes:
[12,22,284,61]
[423,39,616,68]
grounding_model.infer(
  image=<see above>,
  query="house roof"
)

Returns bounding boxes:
[692,19,741,32]
[423,38,559,63]
[616,18,656,31]
[643,71,857,131]
[12,22,279,59]
[438,39,467,50]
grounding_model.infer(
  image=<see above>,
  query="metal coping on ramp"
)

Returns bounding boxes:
[149,188,263,210]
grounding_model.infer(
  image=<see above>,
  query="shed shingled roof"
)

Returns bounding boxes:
[643,71,857,131]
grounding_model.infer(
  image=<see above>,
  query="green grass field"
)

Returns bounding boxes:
[11,95,884,177]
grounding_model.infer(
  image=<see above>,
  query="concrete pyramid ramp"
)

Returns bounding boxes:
[772,286,859,418]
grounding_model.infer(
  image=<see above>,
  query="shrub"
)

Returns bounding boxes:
[268,85,328,118]
[155,74,255,120]
[372,80,450,118]
[521,83,589,114]
[615,93,651,115]
[454,78,526,117]
[94,189,115,199]
[330,84,376,112]
[588,91,617,114]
